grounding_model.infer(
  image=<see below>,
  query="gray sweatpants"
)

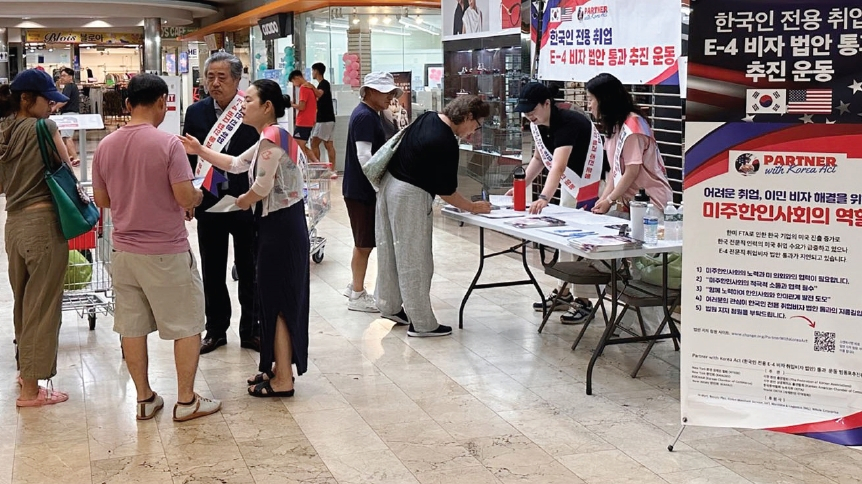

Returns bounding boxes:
[374,174,439,332]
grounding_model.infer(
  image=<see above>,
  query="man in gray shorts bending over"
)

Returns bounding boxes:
[93,74,221,422]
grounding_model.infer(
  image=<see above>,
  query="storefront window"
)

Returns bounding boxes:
[299,6,443,119]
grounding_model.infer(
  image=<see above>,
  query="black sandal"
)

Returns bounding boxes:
[247,380,295,398]
[246,370,275,385]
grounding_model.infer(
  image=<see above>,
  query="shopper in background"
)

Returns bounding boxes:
[181,80,310,398]
[288,70,319,163]
[342,72,401,315]
[307,63,337,170]
[587,73,671,214]
[92,74,221,421]
[0,69,71,407]
[511,81,602,324]
[375,95,492,337]
[183,52,260,355]
[54,67,80,166]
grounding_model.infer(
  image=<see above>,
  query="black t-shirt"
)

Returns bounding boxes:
[387,112,459,198]
[537,107,593,175]
[343,102,386,203]
[316,79,335,122]
[61,82,80,113]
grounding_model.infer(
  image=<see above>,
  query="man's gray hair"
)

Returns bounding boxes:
[203,51,243,80]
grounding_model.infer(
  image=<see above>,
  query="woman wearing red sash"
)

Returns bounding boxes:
[587,73,672,215]
[182,80,309,397]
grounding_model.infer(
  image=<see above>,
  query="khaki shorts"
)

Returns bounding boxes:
[112,250,205,340]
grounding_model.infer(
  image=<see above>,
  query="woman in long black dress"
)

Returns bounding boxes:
[181,80,309,397]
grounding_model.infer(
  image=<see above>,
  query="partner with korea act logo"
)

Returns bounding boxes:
[731,150,842,176]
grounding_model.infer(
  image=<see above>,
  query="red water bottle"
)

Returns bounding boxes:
[513,166,526,211]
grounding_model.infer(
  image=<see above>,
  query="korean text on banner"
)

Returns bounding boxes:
[536,0,681,84]
[682,0,862,447]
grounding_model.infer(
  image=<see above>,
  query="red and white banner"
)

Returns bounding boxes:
[536,0,681,85]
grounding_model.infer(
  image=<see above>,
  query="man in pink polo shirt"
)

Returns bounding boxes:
[92,74,221,422]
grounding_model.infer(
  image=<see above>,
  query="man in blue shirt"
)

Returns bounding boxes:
[342,72,404,320]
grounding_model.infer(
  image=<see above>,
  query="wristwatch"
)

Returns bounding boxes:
[538,194,549,201]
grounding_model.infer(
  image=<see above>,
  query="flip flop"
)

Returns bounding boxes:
[16,387,69,407]
[246,370,275,386]
[247,380,294,398]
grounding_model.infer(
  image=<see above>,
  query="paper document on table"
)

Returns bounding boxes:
[205,195,241,213]
[489,195,514,208]
[479,210,522,219]
[540,228,598,238]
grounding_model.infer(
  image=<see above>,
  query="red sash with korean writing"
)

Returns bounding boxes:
[530,114,603,208]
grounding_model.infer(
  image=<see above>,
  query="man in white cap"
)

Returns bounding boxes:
[342,72,405,320]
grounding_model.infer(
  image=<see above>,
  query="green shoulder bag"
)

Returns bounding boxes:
[35,119,100,239]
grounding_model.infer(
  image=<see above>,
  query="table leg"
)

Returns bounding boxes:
[459,227,486,329]
[586,258,618,395]
[522,240,549,323]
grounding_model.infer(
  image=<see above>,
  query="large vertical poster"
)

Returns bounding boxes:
[535,0,681,84]
[683,0,862,445]
[442,0,521,40]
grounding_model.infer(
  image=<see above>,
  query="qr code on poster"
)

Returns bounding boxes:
[814,331,836,353]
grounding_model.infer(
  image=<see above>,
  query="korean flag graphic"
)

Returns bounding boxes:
[746,89,787,115]
[550,7,561,22]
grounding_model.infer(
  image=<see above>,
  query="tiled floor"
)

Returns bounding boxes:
[1,145,857,483]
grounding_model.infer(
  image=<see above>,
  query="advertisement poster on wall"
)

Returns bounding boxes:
[157,76,181,135]
[534,0,681,84]
[442,0,521,41]
[387,72,412,133]
[682,0,862,445]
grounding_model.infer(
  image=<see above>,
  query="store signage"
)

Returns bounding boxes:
[534,0,681,84]
[158,76,181,135]
[442,0,520,41]
[25,30,143,45]
[161,26,196,40]
[258,13,294,41]
[682,0,862,446]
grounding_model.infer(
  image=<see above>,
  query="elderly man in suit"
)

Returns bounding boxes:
[182,52,259,354]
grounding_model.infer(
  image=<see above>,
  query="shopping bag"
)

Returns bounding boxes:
[65,250,93,290]
[632,253,682,289]
[35,119,100,240]
[361,126,408,192]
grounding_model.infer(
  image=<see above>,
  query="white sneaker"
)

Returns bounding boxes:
[136,392,164,421]
[348,290,379,313]
[172,393,222,422]
[342,283,353,297]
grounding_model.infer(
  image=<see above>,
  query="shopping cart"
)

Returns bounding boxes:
[62,194,113,330]
[303,160,332,264]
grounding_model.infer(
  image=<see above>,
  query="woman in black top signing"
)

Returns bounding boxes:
[375,95,491,337]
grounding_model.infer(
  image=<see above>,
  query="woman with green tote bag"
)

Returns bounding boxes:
[0,69,74,407]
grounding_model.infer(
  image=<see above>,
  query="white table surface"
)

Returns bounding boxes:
[442,204,683,259]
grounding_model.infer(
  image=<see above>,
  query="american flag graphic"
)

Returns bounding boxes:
[561,7,574,21]
[786,89,833,114]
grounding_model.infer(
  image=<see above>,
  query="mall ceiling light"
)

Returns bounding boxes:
[383,16,392,24]
[352,16,360,25]
[370,16,379,25]
[415,16,424,25]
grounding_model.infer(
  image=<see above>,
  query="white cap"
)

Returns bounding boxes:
[359,71,404,99]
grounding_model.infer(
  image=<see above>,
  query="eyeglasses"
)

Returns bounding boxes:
[473,118,484,133]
